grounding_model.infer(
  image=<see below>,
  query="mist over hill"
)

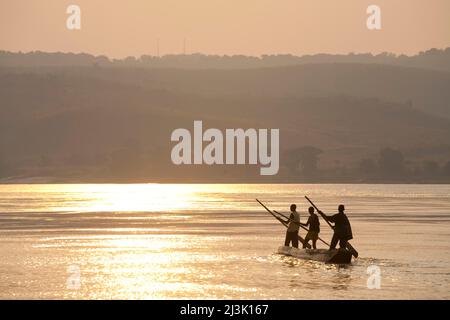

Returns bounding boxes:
[1,50,450,182]
[4,61,449,118]
[1,47,450,71]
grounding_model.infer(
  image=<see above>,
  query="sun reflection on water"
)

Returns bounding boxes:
[60,184,202,213]
[76,234,223,299]
[1,184,450,298]
[0,183,274,214]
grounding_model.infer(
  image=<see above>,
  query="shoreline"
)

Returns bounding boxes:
[1,177,450,185]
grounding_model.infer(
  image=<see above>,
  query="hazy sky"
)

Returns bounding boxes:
[1,0,449,58]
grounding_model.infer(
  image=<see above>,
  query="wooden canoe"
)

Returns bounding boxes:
[278,246,352,264]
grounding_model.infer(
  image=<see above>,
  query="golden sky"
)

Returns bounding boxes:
[1,0,449,58]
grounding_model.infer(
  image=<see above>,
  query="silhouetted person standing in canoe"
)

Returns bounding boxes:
[284,204,300,248]
[322,204,353,250]
[301,206,320,249]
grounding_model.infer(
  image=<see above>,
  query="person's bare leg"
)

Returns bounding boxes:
[303,234,310,249]
[329,233,338,250]
[284,232,290,246]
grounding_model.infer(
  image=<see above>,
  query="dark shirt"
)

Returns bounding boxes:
[328,213,353,240]
[306,214,320,232]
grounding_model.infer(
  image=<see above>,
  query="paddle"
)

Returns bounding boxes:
[255,199,289,227]
[273,210,330,247]
[256,199,311,249]
[305,196,359,258]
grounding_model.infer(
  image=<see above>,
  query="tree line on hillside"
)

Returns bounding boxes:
[285,146,450,182]
[1,48,450,70]
[1,146,450,183]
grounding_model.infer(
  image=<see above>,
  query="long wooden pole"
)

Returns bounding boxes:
[256,199,311,249]
[273,210,330,247]
[305,196,359,258]
[305,196,334,229]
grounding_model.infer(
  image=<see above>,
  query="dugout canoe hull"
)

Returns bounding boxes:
[278,246,352,264]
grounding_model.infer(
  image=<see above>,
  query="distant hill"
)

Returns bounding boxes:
[1,47,450,71]
[4,62,448,118]
[1,68,450,182]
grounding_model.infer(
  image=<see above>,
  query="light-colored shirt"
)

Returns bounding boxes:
[287,211,300,232]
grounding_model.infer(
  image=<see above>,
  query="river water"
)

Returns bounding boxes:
[0,184,449,299]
